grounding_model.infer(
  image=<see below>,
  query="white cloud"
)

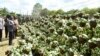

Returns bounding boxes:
[19,0,37,15]
[86,0,100,8]
[40,0,64,10]
[61,0,100,11]
[0,0,100,15]
[39,0,100,11]
[4,0,21,14]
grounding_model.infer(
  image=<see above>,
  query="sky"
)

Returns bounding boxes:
[0,0,100,15]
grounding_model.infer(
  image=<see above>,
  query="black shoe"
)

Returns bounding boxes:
[9,44,12,46]
[5,36,7,38]
[9,42,12,45]
[0,39,2,42]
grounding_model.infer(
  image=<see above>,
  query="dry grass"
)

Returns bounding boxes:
[0,29,19,56]
[0,39,18,56]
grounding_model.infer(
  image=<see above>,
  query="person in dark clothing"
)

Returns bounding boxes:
[0,29,2,41]
[7,15,14,45]
[4,16,9,38]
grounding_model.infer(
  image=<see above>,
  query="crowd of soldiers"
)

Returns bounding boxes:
[0,14,19,45]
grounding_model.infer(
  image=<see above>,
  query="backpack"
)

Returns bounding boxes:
[7,19,14,31]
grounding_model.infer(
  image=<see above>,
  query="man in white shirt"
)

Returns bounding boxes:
[0,15,4,42]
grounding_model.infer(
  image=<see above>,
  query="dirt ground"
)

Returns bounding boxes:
[0,29,19,56]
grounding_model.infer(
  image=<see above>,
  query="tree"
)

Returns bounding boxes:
[97,8,100,13]
[82,7,90,14]
[0,8,8,16]
[82,7,97,16]
[40,8,49,17]
[10,12,16,16]
[32,3,42,19]
[89,8,97,16]
[56,9,64,15]
[66,9,79,14]
[48,10,57,16]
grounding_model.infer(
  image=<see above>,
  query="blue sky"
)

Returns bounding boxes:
[0,0,100,15]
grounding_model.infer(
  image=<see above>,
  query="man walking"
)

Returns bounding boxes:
[7,15,14,45]
[13,16,19,38]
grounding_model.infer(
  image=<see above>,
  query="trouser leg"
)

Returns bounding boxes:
[0,29,2,41]
[14,29,17,38]
[9,31,14,45]
[15,29,17,36]
[5,26,8,38]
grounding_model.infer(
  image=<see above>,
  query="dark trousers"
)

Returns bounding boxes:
[5,26,8,38]
[0,29,2,41]
[14,29,17,38]
[9,31,14,45]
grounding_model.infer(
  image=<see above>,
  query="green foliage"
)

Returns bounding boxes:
[82,7,97,16]
[0,8,8,16]
[4,6,100,56]
[40,8,49,17]
[7,15,100,56]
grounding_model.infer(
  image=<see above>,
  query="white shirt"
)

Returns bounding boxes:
[14,19,19,29]
[0,18,4,29]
